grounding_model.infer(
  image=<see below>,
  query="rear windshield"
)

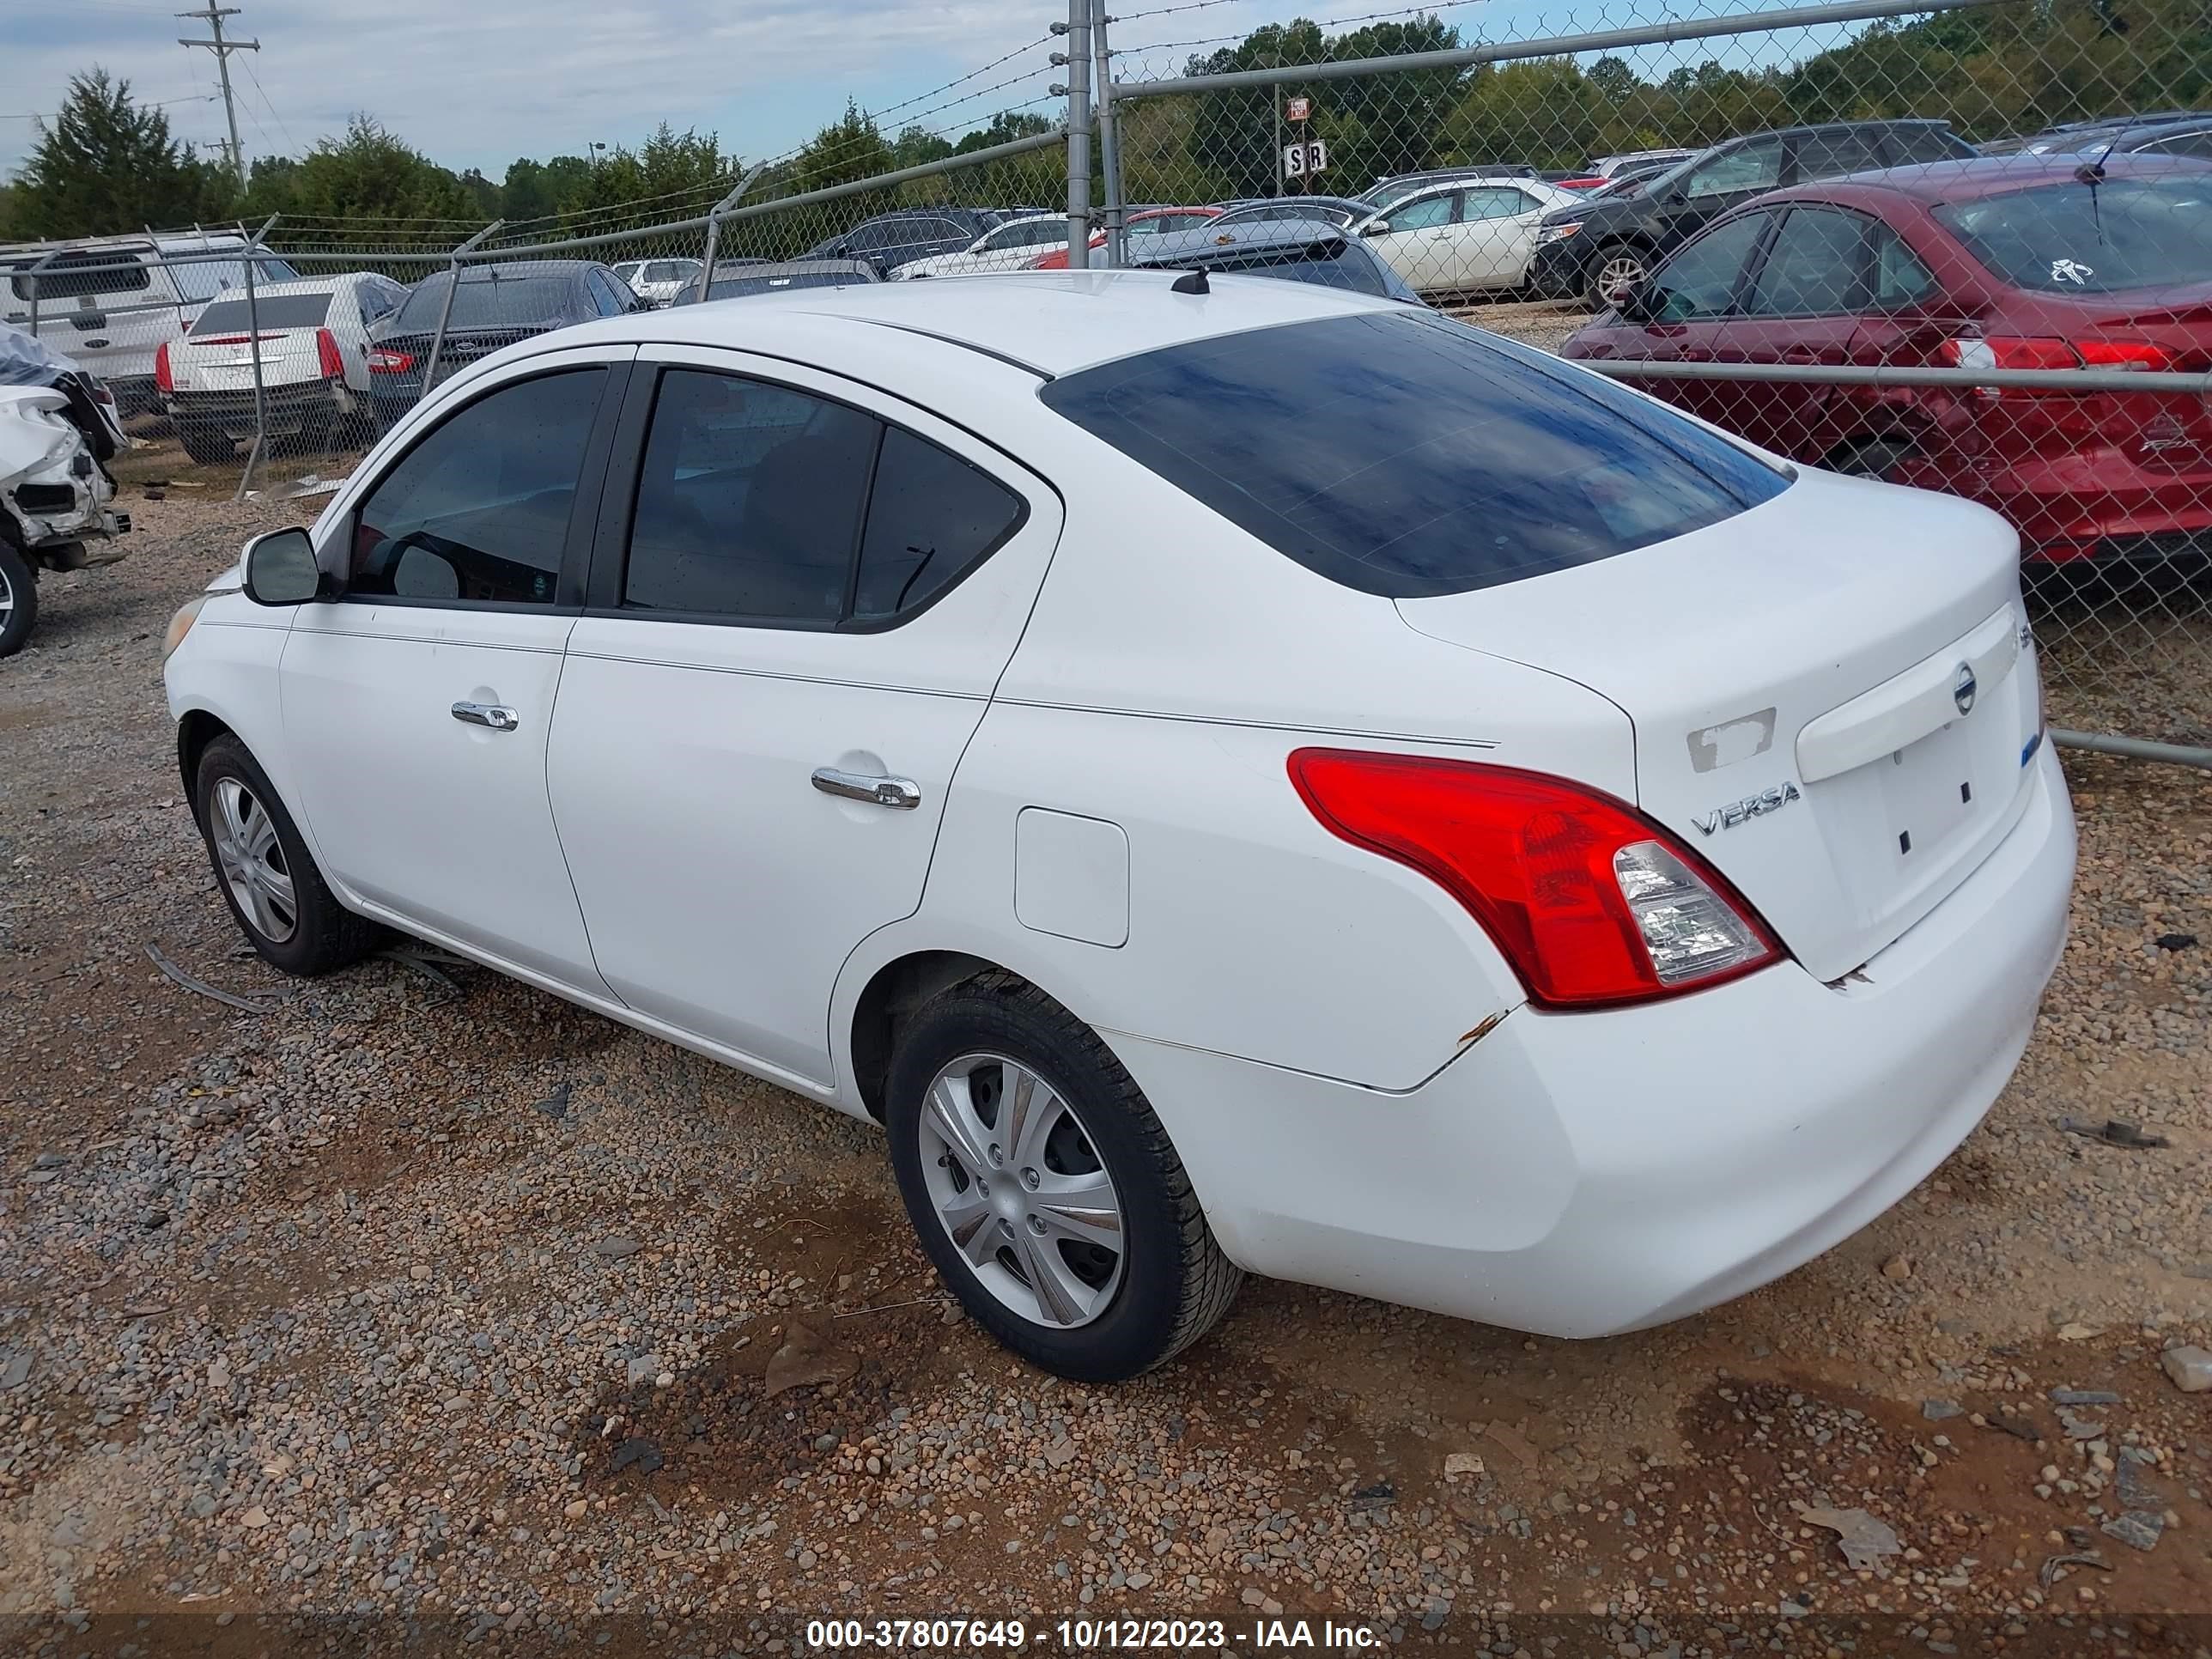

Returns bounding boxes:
[1133,242,1409,301]
[644,261,695,282]
[1039,310,1789,598]
[9,249,152,301]
[392,274,574,331]
[707,271,870,298]
[170,255,300,303]
[1934,174,2212,293]
[191,294,334,333]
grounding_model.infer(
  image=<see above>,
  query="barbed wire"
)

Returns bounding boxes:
[1116,0,1499,61]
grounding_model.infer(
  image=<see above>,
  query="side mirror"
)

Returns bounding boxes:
[241,526,321,606]
[1359,218,1391,237]
[1614,279,1664,323]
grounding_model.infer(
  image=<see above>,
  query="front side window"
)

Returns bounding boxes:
[1744,207,1875,315]
[1388,192,1456,230]
[1646,210,1773,319]
[1040,310,1788,599]
[1685,140,1782,200]
[348,368,605,605]
[623,368,1024,626]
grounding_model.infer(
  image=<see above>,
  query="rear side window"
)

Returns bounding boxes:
[1934,175,2212,293]
[11,249,151,301]
[622,368,1024,626]
[1040,310,1788,599]
[191,294,334,333]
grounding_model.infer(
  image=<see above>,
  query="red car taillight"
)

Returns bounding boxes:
[316,327,345,380]
[154,341,173,394]
[1942,335,2169,397]
[1288,749,1781,1009]
[367,347,415,375]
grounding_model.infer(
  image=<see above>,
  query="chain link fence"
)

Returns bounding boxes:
[6,0,2209,764]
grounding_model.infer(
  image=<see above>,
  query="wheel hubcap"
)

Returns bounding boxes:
[919,1053,1125,1329]
[0,563,13,620]
[210,777,297,944]
[1596,253,1644,298]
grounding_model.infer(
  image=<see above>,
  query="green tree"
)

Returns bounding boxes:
[556,123,727,217]
[793,101,894,194]
[13,69,235,238]
[266,117,477,248]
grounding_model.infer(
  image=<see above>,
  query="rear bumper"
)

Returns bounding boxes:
[1113,744,2075,1337]
[169,381,358,440]
[1895,443,2212,563]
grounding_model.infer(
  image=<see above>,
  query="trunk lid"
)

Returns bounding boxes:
[1396,468,2043,982]
[171,328,325,394]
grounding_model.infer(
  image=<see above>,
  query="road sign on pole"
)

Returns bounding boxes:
[1285,95,1311,122]
[1282,138,1328,179]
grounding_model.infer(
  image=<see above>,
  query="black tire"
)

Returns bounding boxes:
[1830,437,1914,481]
[1583,241,1650,311]
[178,422,237,466]
[885,972,1241,1382]
[0,538,36,659]
[192,734,382,975]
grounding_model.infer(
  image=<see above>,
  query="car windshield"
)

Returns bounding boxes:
[190,294,334,333]
[1040,309,1788,599]
[1935,174,2212,293]
[392,274,573,331]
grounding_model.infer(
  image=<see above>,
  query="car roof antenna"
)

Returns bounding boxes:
[1171,267,1211,295]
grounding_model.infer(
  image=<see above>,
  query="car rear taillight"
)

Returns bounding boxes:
[1942,335,2169,397]
[154,341,173,394]
[1288,750,1781,1009]
[367,347,415,375]
[316,328,344,380]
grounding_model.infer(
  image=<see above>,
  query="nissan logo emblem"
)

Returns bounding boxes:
[1953,661,1978,716]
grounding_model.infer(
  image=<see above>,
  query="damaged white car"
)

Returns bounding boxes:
[1,324,131,657]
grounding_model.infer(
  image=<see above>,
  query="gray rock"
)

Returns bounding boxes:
[623,1353,659,1386]
[1920,1399,1963,1420]
[2161,1346,2212,1392]
[2100,1511,2164,1553]
[33,1152,68,1169]
[592,1237,641,1260]
[2049,1388,2121,1407]
[1,1353,30,1389]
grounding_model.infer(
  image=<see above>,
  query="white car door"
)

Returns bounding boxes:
[1458,185,1553,289]
[1364,189,1463,293]
[546,345,1063,1091]
[279,346,633,991]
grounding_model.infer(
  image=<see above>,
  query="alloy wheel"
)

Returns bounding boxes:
[1593,250,1648,303]
[210,777,298,943]
[0,562,13,625]
[918,1053,1126,1329]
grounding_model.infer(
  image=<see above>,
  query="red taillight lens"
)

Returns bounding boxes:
[315,327,344,380]
[154,341,173,394]
[1942,335,2169,398]
[1288,749,1781,1009]
[367,347,415,375]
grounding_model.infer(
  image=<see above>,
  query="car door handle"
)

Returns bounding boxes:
[452,702,520,732]
[811,768,922,810]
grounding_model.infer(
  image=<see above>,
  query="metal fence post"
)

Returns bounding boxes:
[422,219,504,398]
[697,163,768,303]
[232,213,282,501]
[1093,8,1125,266]
[1063,0,1093,270]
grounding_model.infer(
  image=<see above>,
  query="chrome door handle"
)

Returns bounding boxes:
[452,702,520,732]
[811,768,921,810]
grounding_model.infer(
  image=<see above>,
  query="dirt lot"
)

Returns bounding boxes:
[0,426,2208,1658]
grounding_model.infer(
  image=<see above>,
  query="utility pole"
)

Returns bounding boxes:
[176,6,258,188]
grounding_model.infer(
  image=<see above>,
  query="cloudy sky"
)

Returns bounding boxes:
[0,0,1160,180]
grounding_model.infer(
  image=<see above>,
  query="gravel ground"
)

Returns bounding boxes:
[0,431,2206,1659]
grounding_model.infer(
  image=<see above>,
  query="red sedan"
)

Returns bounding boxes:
[1561,155,2212,564]
[1027,206,1224,270]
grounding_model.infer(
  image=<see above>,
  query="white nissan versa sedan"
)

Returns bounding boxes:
[161,272,2075,1382]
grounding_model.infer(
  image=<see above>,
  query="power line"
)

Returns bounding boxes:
[175,4,258,186]
[0,93,219,121]
[1119,0,1493,60]
[240,55,297,156]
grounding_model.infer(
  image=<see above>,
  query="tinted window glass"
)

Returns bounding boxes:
[1745,207,1873,314]
[1646,210,1771,319]
[1890,125,1974,163]
[1041,311,1787,599]
[1875,229,1939,306]
[1686,140,1782,198]
[1463,186,1530,222]
[1388,193,1455,230]
[349,368,604,605]
[645,262,694,282]
[169,255,299,303]
[705,269,872,299]
[393,275,575,331]
[190,294,334,333]
[623,370,879,622]
[11,249,152,301]
[853,428,1024,621]
[1933,175,2212,293]
[2142,129,2212,159]
[1791,130,1886,181]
